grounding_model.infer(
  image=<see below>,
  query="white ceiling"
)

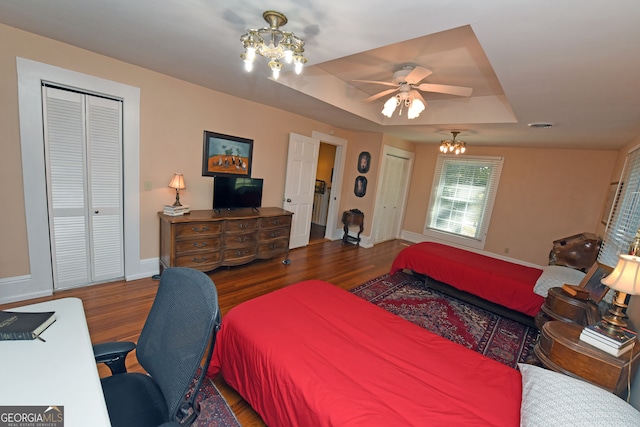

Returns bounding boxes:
[1,0,639,150]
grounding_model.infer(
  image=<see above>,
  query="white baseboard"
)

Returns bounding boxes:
[0,275,52,305]
[0,258,160,305]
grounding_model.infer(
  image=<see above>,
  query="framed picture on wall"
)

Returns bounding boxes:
[357,152,371,173]
[202,131,253,177]
[354,176,367,197]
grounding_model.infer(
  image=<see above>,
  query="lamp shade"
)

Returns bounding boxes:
[601,254,640,296]
[168,173,186,190]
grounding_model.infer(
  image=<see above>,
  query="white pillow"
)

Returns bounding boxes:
[533,265,586,297]
[519,363,640,427]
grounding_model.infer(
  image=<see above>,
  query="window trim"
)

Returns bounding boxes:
[423,154,504,250]
[599,146,640,267]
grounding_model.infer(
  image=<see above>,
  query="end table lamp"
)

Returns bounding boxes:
[168,173,186,207]
[599,254,640,337]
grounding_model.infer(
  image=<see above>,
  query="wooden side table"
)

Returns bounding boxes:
[533,321,640,398]
[534,287,600,329]
[341,209,364,245]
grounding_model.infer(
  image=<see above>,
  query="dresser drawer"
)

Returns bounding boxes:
[224,218,259,233]
[175,251,221,270]
[261,215,292,229]
[258,226,290,241]
[257,239,288,258]
[175,222,222,239]
[224,231,258,248]
[222,246,257,262]
[175,237,222,255]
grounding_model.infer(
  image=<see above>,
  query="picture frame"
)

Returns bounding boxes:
[357,151,371,173]
[579,262,614,303]
[601,181,623,225]
[354,176,367,197]
[202,131,253,177]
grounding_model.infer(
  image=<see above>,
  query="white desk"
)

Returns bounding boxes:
[0,298,111,426]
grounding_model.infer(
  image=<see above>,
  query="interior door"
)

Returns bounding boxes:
[43,86,124,289]
[372,147,414,243]
[284,133,320,249]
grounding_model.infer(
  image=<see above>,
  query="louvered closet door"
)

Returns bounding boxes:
[43,86,124,289]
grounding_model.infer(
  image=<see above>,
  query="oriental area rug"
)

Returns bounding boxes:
[189,373,241,427]
[351,271,539,368]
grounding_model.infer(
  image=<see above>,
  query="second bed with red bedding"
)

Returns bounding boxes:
[390,242,545,317]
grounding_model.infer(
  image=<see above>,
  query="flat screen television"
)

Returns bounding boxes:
[213,176,263,211]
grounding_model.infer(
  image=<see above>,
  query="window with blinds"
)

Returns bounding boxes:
[598,147,640,267]
[424,155,504,249]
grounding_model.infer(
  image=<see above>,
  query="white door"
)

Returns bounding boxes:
[372,146,414,243]
[284,133,320,249]
[43,86,124,289]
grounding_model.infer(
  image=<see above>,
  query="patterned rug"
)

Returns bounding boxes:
[187,370,241,427]
[351,271,539,368]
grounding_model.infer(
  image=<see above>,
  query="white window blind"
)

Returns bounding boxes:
[599,147,640,267]
[424,155,503,249]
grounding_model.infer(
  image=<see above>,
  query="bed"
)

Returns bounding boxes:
[390,242,589,319]
[207,279,640,426]
[208,279,522,426]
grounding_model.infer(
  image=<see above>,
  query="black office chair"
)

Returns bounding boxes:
[93,268,221,427]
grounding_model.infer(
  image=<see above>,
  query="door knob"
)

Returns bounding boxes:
[94,210,99,214]
[286,198,292,202]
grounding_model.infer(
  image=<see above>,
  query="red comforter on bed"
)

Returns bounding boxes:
[390,242,544,316]
[207,280,522,426]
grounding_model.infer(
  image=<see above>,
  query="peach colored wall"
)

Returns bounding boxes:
[403,145,618,265]
[0,24,358,278]
[339,132,384,234]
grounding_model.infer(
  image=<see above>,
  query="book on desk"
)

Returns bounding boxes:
[0,310,56,340]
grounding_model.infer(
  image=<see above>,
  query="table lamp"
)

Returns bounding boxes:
[168,173,186,206]
[599,254,640,337]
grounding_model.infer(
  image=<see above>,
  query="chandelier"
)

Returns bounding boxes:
[439,131,467,155]
[240,11,307,79]
[381,90,426,119]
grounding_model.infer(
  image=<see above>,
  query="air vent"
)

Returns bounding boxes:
[528,122,554,128]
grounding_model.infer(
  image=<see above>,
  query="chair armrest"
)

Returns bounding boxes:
[93,342,136,375]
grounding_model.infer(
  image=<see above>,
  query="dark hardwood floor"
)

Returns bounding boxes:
[0,238,411,426]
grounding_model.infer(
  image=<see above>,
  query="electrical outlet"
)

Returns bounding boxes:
[144,181,152,191]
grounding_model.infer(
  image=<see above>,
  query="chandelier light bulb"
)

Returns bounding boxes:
[245,46,256,61]
[269,59,282,79]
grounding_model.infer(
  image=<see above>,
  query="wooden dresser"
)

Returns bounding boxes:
[159,207,292,273]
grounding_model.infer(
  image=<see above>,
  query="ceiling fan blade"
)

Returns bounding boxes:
[352,79,398,88]
[412,91,428,109]
[363,88,399,102]
[416,83,473,97]
[405,66,433,84]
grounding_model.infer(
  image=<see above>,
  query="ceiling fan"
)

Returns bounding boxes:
[354,65,473,118]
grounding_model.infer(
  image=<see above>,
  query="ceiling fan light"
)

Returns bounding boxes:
[382,97,398,118]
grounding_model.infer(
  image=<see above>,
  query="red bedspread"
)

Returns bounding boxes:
[390,242,544,316]
[208,280,522,426]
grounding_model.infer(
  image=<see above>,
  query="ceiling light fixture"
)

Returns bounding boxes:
[439,131,467,155]
[240,11,307,79]
[381,90,426,119]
